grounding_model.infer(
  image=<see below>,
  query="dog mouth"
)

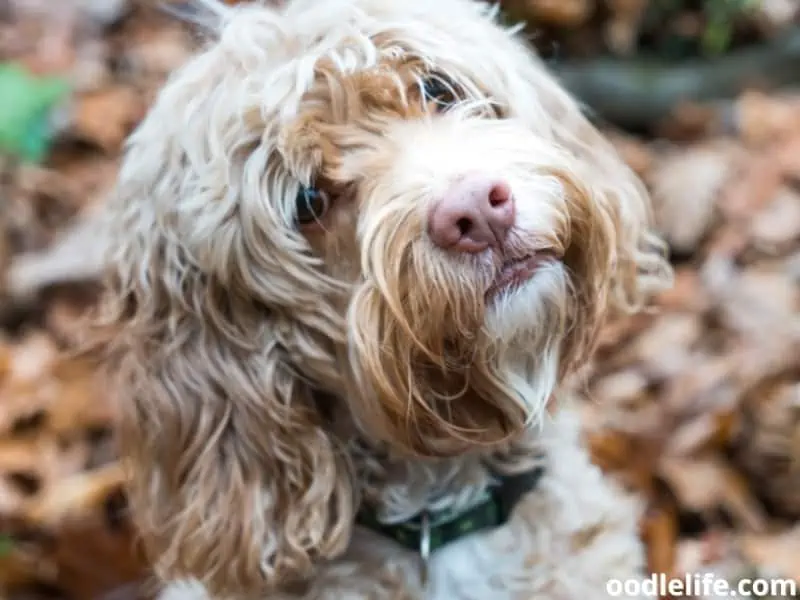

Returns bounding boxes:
[485,252,559,301]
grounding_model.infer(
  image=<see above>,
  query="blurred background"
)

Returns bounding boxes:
[0,0,797,598]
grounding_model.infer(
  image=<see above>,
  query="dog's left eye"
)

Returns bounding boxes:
[422,77,458,110]
[295,185,330,226]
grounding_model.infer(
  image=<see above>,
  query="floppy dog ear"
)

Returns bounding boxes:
[546,94,673,368]
[90,59,354,597]
[554,111,672,318]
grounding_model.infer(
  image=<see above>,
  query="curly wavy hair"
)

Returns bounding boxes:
[89,0,671,596]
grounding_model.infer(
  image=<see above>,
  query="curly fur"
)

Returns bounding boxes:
[90,0,672,597]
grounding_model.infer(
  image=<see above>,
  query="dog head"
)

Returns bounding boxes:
[97,0,671,594]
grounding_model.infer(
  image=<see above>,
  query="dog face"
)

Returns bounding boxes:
[99,0,671,594]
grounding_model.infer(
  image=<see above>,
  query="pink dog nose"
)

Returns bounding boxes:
[428,175,515,253]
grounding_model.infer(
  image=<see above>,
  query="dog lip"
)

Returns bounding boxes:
[485,252,558,301]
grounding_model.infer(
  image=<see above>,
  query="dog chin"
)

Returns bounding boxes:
[482,260,569,347]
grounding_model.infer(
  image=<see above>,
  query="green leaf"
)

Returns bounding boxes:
[0,63,70,163]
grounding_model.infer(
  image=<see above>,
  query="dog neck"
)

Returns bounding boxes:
[328,402,548,526]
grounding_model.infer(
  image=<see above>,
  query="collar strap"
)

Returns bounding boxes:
[356,465,545,555]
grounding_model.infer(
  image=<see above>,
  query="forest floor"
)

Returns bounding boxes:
[0,1,797,599]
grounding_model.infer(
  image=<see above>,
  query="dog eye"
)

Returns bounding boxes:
[422,77,457,109]
[295,185,330,225]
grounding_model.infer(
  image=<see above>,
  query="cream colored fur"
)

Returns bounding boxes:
[159,405,647,599]
[92,0,672,598]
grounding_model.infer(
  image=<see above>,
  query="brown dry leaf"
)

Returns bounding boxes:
[50,530,148,600]
[593,312,654,360]
[717,467,769,534]
[704,224,751,261]
[0,437,89,515]
[46,154,119,211]
[661,355,735,418]
[8,464,149,600]
[641,500,678,577]
[518,0,593,26]
[739,525,800,582]
[673,533,745,578]
[666,409,739,458]
[121,25,193,77]
[648,143,739,254]
[21,463,124,534]
[775,132,800,182]
[732,334,800,395]
[713,269,799,338]
[45,290,96,343]
[70,38,113,93]
[593,370,665,437]
[593,369,648,404]
[0,332,59,386]
[628,313,701,379]
[750,187,800,251]
[736,91,800,146]
[734,380,800,518]
[71,85,145,152]
[585,425,660,493]
[47,358,114,437]
[716,154,785,223]
[654,267,710,313]
[659,456,728,514]
[0,351,112,448]
[7,207,109,300]
[0,547,59,592]
[659,456,767,532]
[11,7,78,76]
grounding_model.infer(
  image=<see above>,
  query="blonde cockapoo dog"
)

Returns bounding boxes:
[94,0,673,597]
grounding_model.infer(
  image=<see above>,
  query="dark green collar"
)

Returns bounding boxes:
[356,465,545,555]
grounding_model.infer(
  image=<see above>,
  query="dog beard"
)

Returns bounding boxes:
[346,211,572,458]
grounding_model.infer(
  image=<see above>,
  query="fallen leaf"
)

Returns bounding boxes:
[734,381,800,519]
[514,0,592,26]
[717,154,784,223]
[659,456,767,532]
[739,525,800,583]
[654,267,710,313]
[7,206,108,300]
[629,313,701,379]
[641,499,678,577]
[648,144,739,254]
[736,91,800,146]
[70,85,143,152]
[750,187,800,251]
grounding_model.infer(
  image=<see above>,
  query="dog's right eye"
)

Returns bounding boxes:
[295,185,330,226]
[421,76,458,110]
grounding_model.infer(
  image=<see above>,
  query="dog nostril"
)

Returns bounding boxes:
[429,176,515,252]
[489,182,511,207]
